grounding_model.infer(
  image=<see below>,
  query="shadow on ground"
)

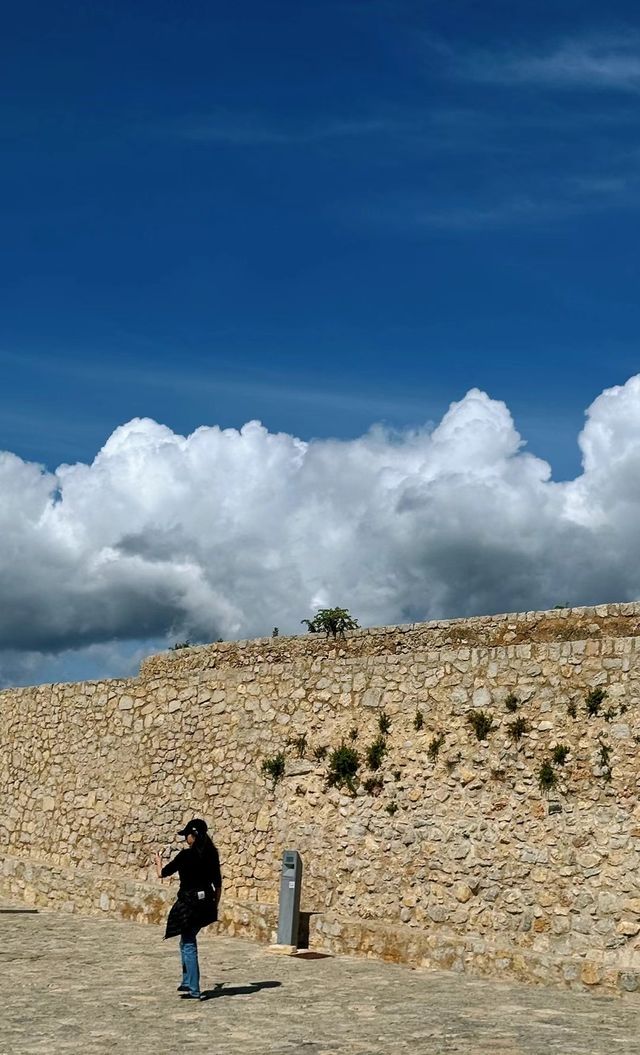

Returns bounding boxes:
[200,980,282,1000]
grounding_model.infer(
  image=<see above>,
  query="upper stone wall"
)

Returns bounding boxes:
[141,603,640,679]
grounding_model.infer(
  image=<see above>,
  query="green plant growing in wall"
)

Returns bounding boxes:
[261,752,286,785]
[348,726,359,742]
[366,735,388,771]
[585,687,606,717]
[413,709,424,731]
[445,752,462,773]
[385,802,398,816]
[603,706,617,722]
[507,716,528,743]
[597,738,612,781]
[552,744,570,766]
[327,743,360,793]
[467,709,494,741]
[363,775,384,796]
[272,627,279,637]
[301,607,360,639]
[537,759,557,792]
[291,733,307,759]
[505,693,519,713]
[313,744,328,762]
[378,711,391,735]
[427,732,445,761]
[170,640,191,650]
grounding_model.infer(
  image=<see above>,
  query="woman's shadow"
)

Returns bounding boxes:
[199,980,282,1000]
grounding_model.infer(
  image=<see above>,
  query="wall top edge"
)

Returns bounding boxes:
[2,602,639,695]
[162,602,640,650]
[138,601,640,680]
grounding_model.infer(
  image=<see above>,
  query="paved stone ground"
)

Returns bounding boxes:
[1,903,638,1055]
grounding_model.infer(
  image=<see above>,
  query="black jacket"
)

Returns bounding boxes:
[162,842,222,939]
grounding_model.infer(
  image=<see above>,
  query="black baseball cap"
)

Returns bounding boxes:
[177,818,208,838]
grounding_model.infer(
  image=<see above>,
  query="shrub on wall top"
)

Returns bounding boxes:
[301,607,360,638]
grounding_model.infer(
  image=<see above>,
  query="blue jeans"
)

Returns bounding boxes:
[180,929,201,996]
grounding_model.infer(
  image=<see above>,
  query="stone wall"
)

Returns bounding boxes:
[1,604,640,995]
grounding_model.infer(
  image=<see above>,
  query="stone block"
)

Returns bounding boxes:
[580,961,602,986]
[452,882,474,903]
[616,921,640,936]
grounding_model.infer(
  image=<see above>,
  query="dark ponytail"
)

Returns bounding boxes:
[194,832,216,860]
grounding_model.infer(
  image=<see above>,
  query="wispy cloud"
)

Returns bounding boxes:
[466,35,640,92]
[416,195,564,232]
[164,93,640,161]
[368,170,640,234]
[0,349,431,425]
[177,111,404,146]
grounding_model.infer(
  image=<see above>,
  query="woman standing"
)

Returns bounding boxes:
[155,817,222,1000]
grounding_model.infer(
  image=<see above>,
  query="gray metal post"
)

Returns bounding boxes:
[277,849,302,946]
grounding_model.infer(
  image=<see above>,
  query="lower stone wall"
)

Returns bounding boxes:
[2,852,638,994]
[0,853,278,945]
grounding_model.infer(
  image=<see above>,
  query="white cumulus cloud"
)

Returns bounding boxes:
[2,377,640,686]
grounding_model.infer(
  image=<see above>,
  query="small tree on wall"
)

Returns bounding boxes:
[301,607,360,639]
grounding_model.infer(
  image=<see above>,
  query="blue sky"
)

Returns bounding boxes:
[2,0,639,479]
[4,1,640,687]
